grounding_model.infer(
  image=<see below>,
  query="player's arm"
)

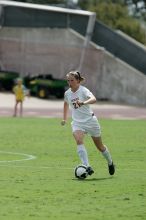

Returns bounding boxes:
[61,101,69,126]
[23,85,30,97]
[77,94,96,106]
[12,86,16,94]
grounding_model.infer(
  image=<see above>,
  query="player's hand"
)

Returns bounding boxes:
[61,120,66,126]
[76,100,84,107]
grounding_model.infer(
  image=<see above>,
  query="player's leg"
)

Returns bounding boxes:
[91,136,115,175]
[73,130,89,166]
[20,101,23,117]
[73,130,94,175]
[13,100,18,117]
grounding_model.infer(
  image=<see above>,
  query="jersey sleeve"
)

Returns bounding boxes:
[83,87,93,98]
[64,91,69,103]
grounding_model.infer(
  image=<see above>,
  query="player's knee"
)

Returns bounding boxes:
[96,144,106,152]
[75,139,83,145]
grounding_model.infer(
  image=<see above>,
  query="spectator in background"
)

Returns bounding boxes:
[13,78,29,117]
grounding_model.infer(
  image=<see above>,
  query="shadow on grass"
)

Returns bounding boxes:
[72,176,114,182]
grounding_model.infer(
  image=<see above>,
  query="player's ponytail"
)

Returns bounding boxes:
[67,71,85,82]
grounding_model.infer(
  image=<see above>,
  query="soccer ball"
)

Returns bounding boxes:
[74,165,88,180]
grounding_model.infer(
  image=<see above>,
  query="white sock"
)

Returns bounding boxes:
[77,144,89,166]
[102,146,113,165]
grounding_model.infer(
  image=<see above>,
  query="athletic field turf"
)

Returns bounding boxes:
[0,117,145,220]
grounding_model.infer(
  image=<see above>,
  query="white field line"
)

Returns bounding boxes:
[0,151,36,163]
[0,163,145,172]
[0,151,71,170]
[0,164,73,170]
[0,151,145,172]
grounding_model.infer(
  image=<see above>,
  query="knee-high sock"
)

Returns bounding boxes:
[102,146,113,165]
[77,144,89,166]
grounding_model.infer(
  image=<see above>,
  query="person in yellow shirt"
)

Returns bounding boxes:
[13,78,29,117]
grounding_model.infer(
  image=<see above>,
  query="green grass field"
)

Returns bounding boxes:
[0,117,145,220]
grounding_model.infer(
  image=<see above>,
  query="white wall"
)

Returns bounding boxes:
[0,27,146,106]
[96,52,146,106]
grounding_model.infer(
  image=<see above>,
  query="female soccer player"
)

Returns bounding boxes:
[13,78,29,117]
[61,71,115,176]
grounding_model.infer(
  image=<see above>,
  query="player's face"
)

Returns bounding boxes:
[67,75,80,91]
[17,80,22,86]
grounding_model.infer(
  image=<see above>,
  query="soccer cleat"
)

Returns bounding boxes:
[86,166,94,175]
[108,162,115,175]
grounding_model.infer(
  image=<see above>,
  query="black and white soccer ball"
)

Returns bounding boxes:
[74,165,88,180]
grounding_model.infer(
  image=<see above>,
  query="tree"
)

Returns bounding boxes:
[78,0,125,10]
[12,0,66,4]
[87,1,146,45]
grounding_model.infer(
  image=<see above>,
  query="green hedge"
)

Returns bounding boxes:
[82,1,146,45]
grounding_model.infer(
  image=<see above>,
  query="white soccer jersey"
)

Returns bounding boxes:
[64,85,95,123]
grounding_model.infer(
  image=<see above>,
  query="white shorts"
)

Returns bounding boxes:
[71,116,101,137]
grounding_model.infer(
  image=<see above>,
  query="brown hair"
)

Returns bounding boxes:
[66,71,85,82]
